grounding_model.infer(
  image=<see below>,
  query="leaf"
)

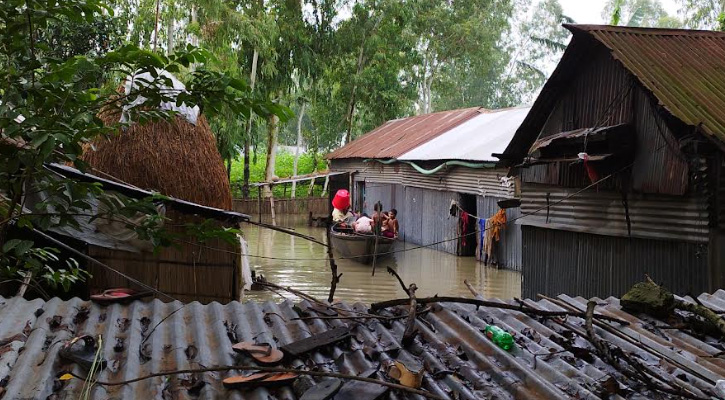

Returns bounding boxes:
[3,239,23,253]
[59,373,74,381]
[13,240,34,256]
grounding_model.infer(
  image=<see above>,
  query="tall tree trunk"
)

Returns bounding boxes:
[291,101,306,198]
[242,50,259,198]
[166,0,174,55]
[344,43,365,144]
[425,70,434,114]
[344,16,382,144]
[263,113,280,198]
[191,6,198,46]
[420,52,428,114]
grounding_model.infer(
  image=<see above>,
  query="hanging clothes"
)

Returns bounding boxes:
[489,209,507,242]
[477,218,486,261]
[459,211,470,248]
[482,219,494,265]
[481,209,507,266]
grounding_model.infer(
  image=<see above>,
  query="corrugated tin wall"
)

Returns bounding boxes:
[631,88,689,195]
[519,184,710,243]
[353,182,463,256]
[539,46,633,138]
[522,225,710,298]
[523,46,691,197]
[351,179,524,268]
[331,159,515,198]
[477,196,522,271]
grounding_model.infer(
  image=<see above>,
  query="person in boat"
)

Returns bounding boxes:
[332,189,354,228]
[352,213,373,234]
[372,203,387,231]
[382,209,399,238]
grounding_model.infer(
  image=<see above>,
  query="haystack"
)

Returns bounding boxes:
[83,86,232,210]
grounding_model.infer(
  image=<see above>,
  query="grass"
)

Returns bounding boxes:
[230,151,328,198]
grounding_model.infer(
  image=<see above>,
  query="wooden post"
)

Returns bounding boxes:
[269,188,277,226]
[283,182,288,198]
[321,175,330,197]
[308,177,315,197]
[257,186,262,223]
[17,273,32,298]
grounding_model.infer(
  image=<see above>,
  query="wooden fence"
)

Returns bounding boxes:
[233,196,329,215]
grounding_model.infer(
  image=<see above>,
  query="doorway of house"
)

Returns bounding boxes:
[354,181,365,213]
[457,193,477,256]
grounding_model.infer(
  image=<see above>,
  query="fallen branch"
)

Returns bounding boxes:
[463,279,480,298]
[70,365,446,400]
[255,281,325,305]
[371,296,629,325]
[543,293,720,395]
[401,284,418,346]
[256,281,382,319]
[325,226,342,302]
[537,295,710,400]
[387,267,409,295]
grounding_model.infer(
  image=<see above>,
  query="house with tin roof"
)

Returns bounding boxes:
[499,25,725,298]
[328,107,529,270]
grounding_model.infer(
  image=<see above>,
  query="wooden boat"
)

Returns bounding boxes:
[329,228,395,264]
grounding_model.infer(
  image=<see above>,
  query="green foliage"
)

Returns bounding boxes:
[678,0,725,29]
[0,0,284,293]
[230,151,327,198]
[604,0,683,28]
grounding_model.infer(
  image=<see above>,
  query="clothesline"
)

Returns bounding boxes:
[449,199,493,221]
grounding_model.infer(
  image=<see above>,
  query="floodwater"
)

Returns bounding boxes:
[242,215,521,304]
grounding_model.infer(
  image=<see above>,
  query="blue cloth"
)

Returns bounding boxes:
[479,218,486,259]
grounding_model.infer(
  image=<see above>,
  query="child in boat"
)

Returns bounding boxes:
[382,209,399,238]
[353,213,373,234]
[372,203,387,230]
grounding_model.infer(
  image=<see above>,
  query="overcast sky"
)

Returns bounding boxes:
[559,0,680,24]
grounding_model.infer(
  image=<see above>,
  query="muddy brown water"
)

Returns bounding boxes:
[241,215,521,304]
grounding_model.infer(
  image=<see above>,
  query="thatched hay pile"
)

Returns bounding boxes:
[84,112,232,210]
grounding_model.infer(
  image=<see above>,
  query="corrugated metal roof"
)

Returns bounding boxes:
[568,24,725,145]
[327,108,482,160]
[47,163,248,223]
[398,107,530,162]
[502,24,725,164]
[2,292,724,399]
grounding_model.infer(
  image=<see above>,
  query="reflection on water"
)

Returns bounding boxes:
[242,215,521,304]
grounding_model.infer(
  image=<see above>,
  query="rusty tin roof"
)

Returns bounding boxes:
[327,107,483,160]
[1,291,724,399]
[502,25,725,163]
[568,24,725,144]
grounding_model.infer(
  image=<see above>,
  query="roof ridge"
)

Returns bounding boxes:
[565,23,725,37]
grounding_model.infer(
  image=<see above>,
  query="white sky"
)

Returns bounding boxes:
[558,0,680,24]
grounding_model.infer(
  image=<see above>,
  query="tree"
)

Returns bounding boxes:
[308,0,417,147]
[0,0,283,293]
[677,0,725,29]
[410,0,513,114]
[500,0,572,105]
[604,0,683,27]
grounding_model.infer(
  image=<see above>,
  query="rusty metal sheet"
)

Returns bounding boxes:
[503,24,725,164]
[327,108,482,160]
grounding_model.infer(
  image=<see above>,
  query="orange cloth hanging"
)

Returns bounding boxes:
[489,209,507,242]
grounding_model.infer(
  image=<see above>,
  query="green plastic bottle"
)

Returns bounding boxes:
[485,325,514,351]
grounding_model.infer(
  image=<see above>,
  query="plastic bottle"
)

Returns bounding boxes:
[485,325,514,351]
